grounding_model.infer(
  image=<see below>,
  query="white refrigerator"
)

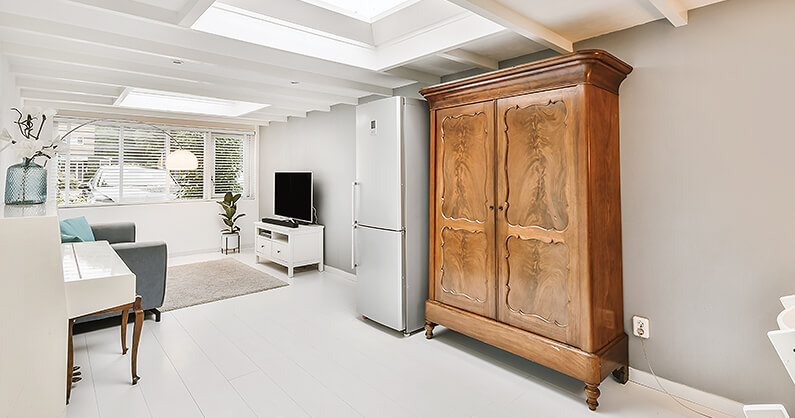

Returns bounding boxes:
[353,96,429,335]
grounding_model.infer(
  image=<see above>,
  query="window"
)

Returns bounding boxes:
[56,118,254,206]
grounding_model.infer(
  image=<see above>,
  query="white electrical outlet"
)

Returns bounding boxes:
[632,315,650,339]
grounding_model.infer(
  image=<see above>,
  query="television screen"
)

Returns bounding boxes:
[274,172,313,223]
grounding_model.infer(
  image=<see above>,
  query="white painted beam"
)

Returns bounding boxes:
[23,99,280,126]
[0,12,398,96]
[177,0,216,27]
[16,76,123,97]
[375,12,504,71]
[55,109,268,129]
[383,68,441,85]
[1,43,360,106]
[222,0,375,46]
[67,0,178,23]
[446,0,572,53]
[648,0,689,27]
[20,89,116,106]
[437,49,498,70]
[10,61,334,113]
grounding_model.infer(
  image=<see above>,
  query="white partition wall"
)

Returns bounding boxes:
[0,210,68,418]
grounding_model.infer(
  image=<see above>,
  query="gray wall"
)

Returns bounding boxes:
[577,0,795,409]
[259,104,356,273]
[259,0,795,407]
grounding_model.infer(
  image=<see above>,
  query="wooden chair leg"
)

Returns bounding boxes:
[131,296,143,385]
[120,308,129,355]
[66,319,74,405]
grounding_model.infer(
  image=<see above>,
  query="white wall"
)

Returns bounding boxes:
[59,199,258,255]
[259,104,356,272]
[0,50,20,189]
[576,0,795,409]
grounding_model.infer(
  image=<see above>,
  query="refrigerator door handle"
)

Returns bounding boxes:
[351,181,359,270]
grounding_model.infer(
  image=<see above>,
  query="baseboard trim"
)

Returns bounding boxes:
[169,244,254,259]
[629,367,744,417]
[323,265,356,282]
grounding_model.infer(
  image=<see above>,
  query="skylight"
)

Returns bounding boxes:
[115,88,268,117]
[299,0,418,22]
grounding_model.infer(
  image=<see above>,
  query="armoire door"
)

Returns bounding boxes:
[495,88,586,346]
[431,101,496,318]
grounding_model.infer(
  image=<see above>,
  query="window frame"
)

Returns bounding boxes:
[55,117,256,208]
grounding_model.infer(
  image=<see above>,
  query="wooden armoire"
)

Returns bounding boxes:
[419,50,632,411]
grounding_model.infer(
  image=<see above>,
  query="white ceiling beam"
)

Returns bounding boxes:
[648,0,688,27]
[24,100,280,126]
[375,12,504,71]
[55,109,268,129]
[66,0,178,23]
[16,76,123,97]
[0,43,360,106]
[446,0,572,53]
[10,61,335,113]
[437,48,498,70]
[0,12,399,96]
[20,87,307,119]
[247,108,307,119]
[0,29,370,101]
[222,0,375,46]
[383,68,441,85]
[20,89,116,106]
[177,0,216,27]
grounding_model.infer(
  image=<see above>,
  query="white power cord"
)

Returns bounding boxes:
[640,339,713,418]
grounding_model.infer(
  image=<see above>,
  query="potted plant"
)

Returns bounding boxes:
[217,192,245,254]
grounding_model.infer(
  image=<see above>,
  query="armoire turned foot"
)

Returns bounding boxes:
[419,50,632,411]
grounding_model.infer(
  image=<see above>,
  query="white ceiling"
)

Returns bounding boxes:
[0,0,726,126]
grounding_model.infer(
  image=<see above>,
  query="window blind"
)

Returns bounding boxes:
[169,130,205,200]
[55,118,253,206]
[213,134,246,196]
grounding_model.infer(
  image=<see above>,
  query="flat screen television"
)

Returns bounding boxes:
[274,171,313,223]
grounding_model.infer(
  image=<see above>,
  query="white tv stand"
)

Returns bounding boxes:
[254,221,324,277]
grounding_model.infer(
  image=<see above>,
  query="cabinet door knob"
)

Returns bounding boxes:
[489,205,494,210]
[498,206,504,211]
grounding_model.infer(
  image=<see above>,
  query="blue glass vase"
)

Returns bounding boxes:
[4,159,47,205]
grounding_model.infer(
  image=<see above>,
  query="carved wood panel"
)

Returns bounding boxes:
[505,236,569,327]
[440,228,489,303]
[432,102,496,318]
[496,89,583,346]
[440,112,490,222]
[504,101,568,230]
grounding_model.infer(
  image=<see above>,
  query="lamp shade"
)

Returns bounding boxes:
[166,149,198,171]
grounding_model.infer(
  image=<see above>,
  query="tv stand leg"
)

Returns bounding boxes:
[288,266,294,278]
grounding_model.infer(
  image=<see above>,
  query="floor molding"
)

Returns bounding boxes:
[629,367,744,417]
[323,265,356,282]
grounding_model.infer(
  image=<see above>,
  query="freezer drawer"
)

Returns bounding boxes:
[355,226,405,331]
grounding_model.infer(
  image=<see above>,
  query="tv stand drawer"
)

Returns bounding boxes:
[256,237,271,255]
[271,241,289,262]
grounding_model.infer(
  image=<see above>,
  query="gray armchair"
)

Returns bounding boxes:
[75,222,168,323]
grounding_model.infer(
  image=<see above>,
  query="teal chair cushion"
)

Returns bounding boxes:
[60,216,96,243]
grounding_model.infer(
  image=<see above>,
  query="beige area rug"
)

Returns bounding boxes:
[162,258,288,312]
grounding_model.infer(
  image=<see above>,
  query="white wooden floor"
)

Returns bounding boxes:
[67,250,732,418]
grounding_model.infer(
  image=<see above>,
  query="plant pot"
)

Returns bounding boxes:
[221,232,240,254]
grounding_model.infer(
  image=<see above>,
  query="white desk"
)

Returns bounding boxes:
[62,241,143,402]
[63,241,136,318]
